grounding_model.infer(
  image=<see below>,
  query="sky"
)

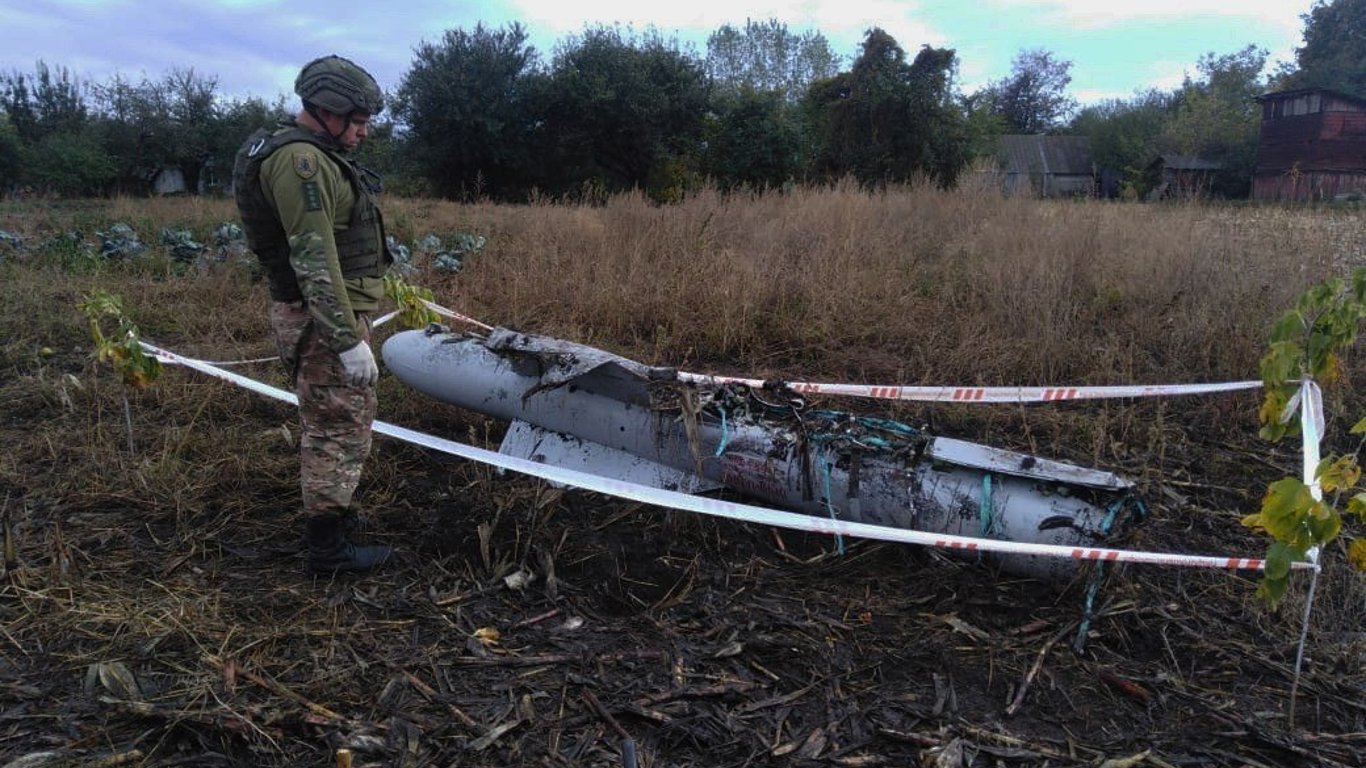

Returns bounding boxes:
[0,0,1319,108]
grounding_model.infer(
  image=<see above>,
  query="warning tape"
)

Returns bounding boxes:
[416,298,1262,404]
[676,373,1264,404]
[422,300,494,331]
[140,341,1312,573]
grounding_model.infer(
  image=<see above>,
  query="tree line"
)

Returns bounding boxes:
[1,0,1362,200]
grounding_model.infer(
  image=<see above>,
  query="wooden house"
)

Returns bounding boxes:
[1253,88,1366,202]
[996,135,1096,198]
[1145,155,1221,200]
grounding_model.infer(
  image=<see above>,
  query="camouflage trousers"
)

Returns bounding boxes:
[270,301,377,518]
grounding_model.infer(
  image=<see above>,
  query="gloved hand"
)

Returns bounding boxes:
[338,341,379,387]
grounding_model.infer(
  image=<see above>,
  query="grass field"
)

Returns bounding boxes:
[0,186,1363,767]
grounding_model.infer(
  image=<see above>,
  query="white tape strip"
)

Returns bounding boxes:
[423,300,494,331]
[416,298,1260,404]
[1300,379,1324,567]
[140,341,1309,573]
[677,372,1263,404]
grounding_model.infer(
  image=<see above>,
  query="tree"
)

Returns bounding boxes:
[2,61,88,142]
[162,68,220,194]
[2,62,115,195]
[1071,91,1177,170]
[1069,89,1178,196]
[981,49,1077,134]
[210,95,291,193]
[86,68,229,195]
[1160,46,1267,197]
[22,126,117,195]
[958,90,1007,161]
[705,19,840,102]
[803,29,967,187]
[394,23,543,200]
[0,114,20,188]
[88,73,161,193]
[536,26,710,200]
[1281,0,1366,97]
[1250,268,1366,607]
[702,87,801,189]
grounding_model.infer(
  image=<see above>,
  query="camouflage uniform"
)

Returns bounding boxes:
[270,299,376,518]
[233,55,392,571]
[256,140,385,519]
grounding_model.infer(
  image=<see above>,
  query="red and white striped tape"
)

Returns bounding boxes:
[422,300,494,331]
[676,373,1263,404]
[417,298,1262,404]
[140,341,1311,573]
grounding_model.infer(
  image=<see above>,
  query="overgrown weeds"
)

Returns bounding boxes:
[0,185,1362,766]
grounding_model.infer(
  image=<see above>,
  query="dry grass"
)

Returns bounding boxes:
[1,186,1363,767]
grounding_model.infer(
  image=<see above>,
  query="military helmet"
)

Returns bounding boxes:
[295,55,384,115]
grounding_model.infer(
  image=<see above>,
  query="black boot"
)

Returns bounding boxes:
[306,513,393,573]
[338,509,369,535]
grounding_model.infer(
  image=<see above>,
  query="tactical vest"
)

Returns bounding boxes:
[233,125,390,302]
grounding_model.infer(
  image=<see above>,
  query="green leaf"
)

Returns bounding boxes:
[1258,478,1314,543]
[1259,341,1301,385]
[1259,422,1291,442]
[1351,417,1366,436]
[1304,505,1341,544]
[1264,540,1297,581]
[1317,455,1361,493]
[1268,310,1304,343]
[1256,574,1290,607]
[1347,492,1366,520]
[1348,539,1366,571]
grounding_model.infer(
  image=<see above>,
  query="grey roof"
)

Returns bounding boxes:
[1152,154,1221,171]
[1256,87,1366,107]
[997,135,1094,176]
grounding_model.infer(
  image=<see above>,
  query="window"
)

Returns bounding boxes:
[1277,94,1322,118]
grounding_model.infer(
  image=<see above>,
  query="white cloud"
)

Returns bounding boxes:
[506,0,947,54]
[987,0,1313,33]
[1144,61,1191,92]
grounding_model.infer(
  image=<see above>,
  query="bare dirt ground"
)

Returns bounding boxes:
[2,343,1364,768]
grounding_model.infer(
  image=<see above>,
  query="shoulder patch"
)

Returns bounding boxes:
[302,181,322,211]
[294,152,319,179]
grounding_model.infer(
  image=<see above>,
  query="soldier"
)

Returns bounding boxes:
[233,55,393,572]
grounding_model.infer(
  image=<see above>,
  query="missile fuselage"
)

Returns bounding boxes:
[382,327,1140,579]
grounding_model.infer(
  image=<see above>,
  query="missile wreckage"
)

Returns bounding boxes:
[382,326,1144,579]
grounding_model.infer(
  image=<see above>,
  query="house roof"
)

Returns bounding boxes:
[1256,87,1366,108]
[997,135,1094,176]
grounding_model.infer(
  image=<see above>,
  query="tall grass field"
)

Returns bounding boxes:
[0,186,1362,766]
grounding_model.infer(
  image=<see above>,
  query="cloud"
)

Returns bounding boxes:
[986,0,1312,34]
[506,0,947,55]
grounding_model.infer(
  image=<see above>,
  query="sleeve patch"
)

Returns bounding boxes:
[293,152,318,179]
[302,181,322,211]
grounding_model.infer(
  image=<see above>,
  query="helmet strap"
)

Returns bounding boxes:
[304,102,346,145]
